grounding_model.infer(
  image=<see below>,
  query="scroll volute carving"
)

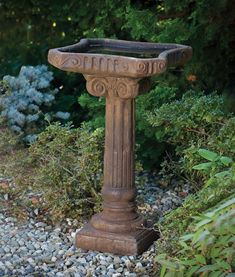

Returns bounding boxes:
[84,75,150,99]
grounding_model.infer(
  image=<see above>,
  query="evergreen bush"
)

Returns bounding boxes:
[0,65,70,143]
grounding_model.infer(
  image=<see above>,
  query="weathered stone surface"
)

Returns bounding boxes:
[48,38,192,255]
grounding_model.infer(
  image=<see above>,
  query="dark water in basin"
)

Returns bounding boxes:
[87,49,160,58]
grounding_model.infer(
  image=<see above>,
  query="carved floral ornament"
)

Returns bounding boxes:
[84,75,148,99]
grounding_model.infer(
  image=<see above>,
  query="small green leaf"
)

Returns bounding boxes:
[195,254,206,265]
[193,162,212,170]
[198,149,219,161]
[157,259,180,270]
[220,156,233,166]
[209,271,224,277]
[212,198,235,213]
[187,265,200,277]
[228,237,235,243]
[195,217,212,228]
[210,247,221,258]
[197,264,220,273]
[180,233,194,242]
[160,266,167,277]
[175,270,184,277]
[217,260,231,270]
[192,229,210,245]
[156,254,167,261]
[181,259,197,266]
[178,241,190,250]
[214,171,231,178]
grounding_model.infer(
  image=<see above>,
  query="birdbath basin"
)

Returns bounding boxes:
[48,38,192,255]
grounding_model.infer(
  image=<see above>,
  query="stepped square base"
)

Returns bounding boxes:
[75,223,159,255]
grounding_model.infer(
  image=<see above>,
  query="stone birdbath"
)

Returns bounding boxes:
[48,38,192,255]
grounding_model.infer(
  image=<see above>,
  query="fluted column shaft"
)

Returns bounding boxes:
[101,95,138,224]
[104,96,135,190]
[84,75,148,233]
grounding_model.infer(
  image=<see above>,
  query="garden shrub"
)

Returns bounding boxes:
[148,92,235,274]
[0,124,23,155]
[27,122,104,221]
[147,91,234,186]
[0,120,145,222]
[180,116,235,187]
[156,196,235,277]
[155,172,235,261]
[78,92,105,129]
[0,65,70,143]
[135,86,179,168]
[147,91,231,149]
[157,151,235,236]
[154,149,235,276]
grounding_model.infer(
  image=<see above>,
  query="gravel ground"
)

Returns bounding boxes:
[0,174,191,277]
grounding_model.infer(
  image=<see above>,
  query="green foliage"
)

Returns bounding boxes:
[28,122,104,221]
[135,86,179,168]
[150,94,235,265]
[192,149,233,184]
[147,92,234,185]
[0,122,144,222]
[147,92,231,149]
[0,0,128,75]
[181,116,235,183]
[0,125,23,155]
[155,147,235,275]
[79,90,235,172]
[155,167,235,254]
[0,2,234,266]
[156,197,235,277]
[78,93,105,129]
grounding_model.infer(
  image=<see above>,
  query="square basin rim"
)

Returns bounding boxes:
[53,39,190,57]
[49,49,166,62]
[81,38,189,51]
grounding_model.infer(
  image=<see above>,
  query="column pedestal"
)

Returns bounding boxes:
[76,223,157,255]
[76,75,158,255]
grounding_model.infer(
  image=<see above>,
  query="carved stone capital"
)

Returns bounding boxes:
[84,75,150,99]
